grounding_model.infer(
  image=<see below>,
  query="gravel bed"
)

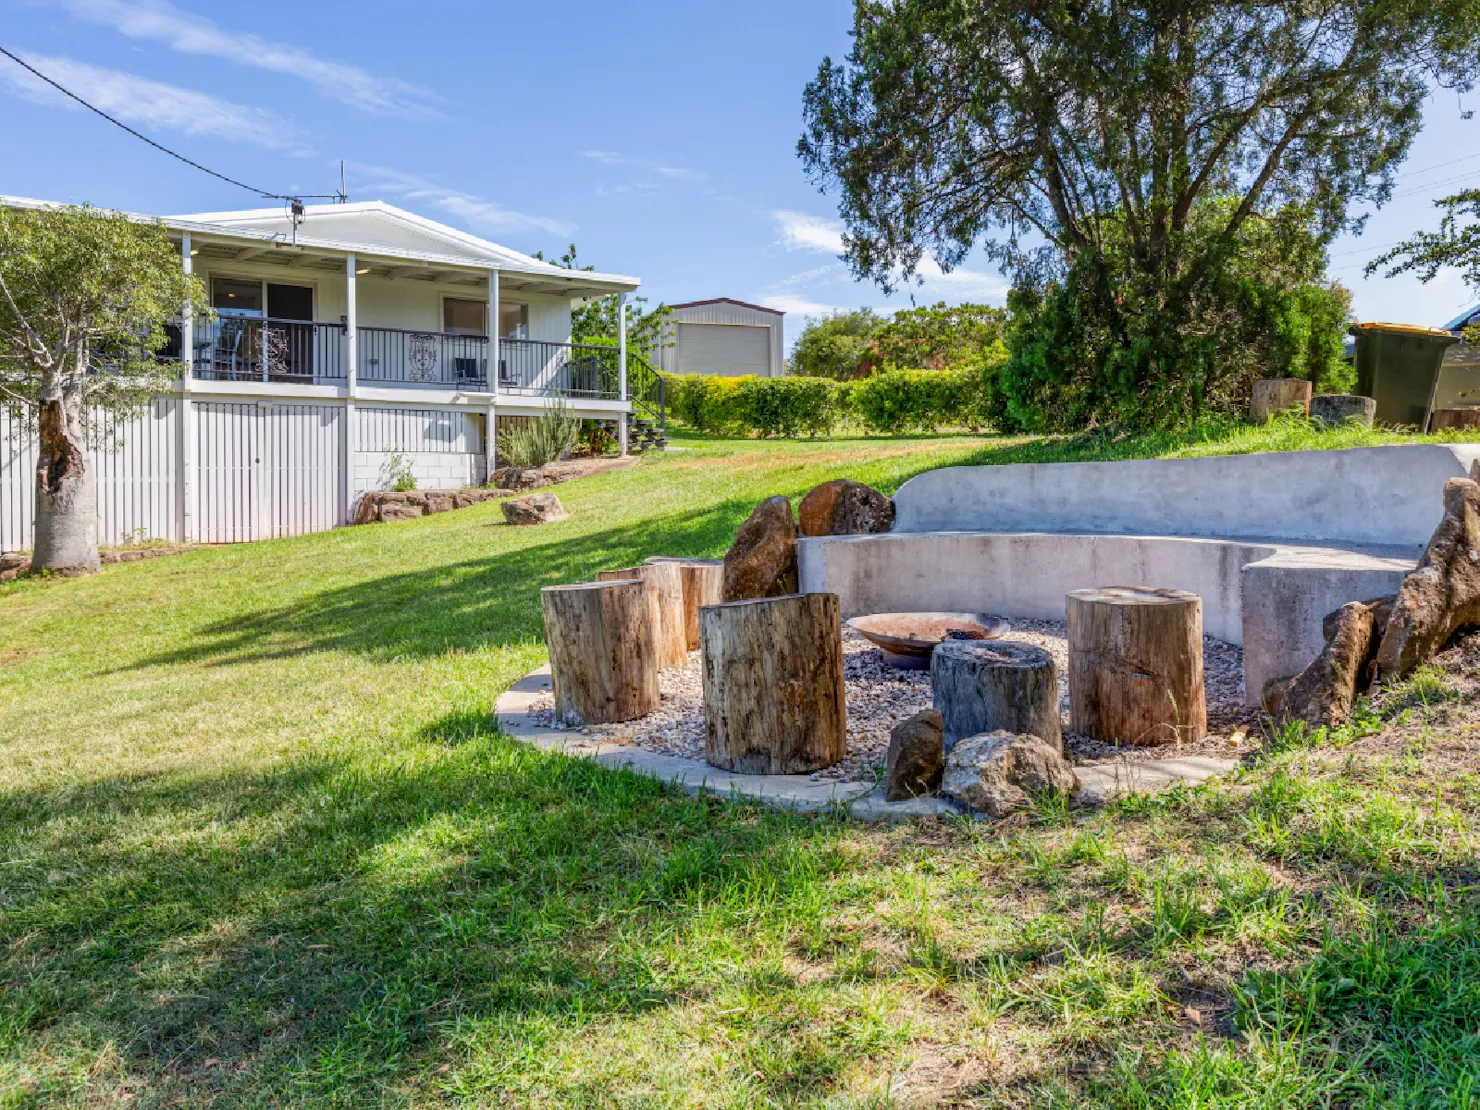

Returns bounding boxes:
[527,621,1259,783]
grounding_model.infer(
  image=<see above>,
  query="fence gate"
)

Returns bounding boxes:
[195,401,342,543]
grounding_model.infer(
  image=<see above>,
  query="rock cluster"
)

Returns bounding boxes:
[354,488,508,525]
[503,493,570,526]
[491,466,554,492]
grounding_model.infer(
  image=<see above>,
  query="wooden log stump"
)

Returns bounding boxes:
[1066,586,1206,746]
[596,563,687,670]
[930,640,1062,752]
[699,593,846,774]
[541,581,658,725]
[645,556,725,651]
[1250,378,1312,422]
[1429,408,1480,432]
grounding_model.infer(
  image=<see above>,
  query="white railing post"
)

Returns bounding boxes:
[344,253,358,523]
[617,291,629,456]
[178,233,196,543]
[487,268,499,482]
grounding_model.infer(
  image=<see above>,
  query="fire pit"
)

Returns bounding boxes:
[845,612,1010,670]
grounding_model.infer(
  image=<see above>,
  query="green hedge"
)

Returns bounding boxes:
[664,367,997,437]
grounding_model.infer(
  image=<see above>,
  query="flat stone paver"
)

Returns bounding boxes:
[496,665,1242,821]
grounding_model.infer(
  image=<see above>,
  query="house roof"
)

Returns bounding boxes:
[0,196,640,299]
[668,297,784,317]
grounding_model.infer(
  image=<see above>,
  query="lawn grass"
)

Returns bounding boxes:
[2,427,1479,1108]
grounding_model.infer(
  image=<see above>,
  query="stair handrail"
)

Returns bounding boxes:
[626,349,666,436]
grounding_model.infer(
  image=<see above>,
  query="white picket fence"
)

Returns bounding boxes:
[0,398,485,551]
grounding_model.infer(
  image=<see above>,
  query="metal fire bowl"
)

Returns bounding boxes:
[846,612,1010,670]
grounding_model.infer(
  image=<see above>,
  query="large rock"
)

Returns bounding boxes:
[797,480,895,537]
[1276,602,1377,727]
[883,709,944,801]
[940,731,1078,818]
[723,496,798,601]
[502,492,570,526]
[1376,478,1480,680]
[492,466,552,492]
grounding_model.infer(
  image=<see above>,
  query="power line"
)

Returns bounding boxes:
[0,45,341,204]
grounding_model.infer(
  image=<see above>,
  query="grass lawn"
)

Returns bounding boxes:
[2,426,1478,1108]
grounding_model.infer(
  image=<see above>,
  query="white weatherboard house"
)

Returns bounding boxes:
[0,198,662,550]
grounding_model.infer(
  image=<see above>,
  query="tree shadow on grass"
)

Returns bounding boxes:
[0,732,838,1106]
[128,500,755,671]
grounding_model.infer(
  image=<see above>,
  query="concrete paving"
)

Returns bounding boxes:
[495,665,1242,821]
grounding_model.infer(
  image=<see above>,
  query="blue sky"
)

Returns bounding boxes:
[2,0,1478,346]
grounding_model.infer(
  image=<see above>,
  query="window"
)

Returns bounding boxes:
[212,277,264,317]
[499,302,528,339]
[443,298,487,336]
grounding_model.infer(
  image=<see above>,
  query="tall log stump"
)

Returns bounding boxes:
[645,556,725,651]
[541,581,658,725]
[596,563,687,670]
[1250,378,1313,422]
[699,593,846,774]
[1067,586,1207,746]
[930,640,1062,752]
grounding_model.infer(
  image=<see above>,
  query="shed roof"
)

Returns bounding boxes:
[668,297,784,317]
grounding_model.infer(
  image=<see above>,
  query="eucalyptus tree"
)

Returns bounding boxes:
[1369,189,1480,331]
[801,0,1480,425]
[0,205,201,573]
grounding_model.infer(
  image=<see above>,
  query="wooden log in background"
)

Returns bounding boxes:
[930,639,1062,751]
[1249,378,1312,423]
[541,580,658,725]
[1429,408,1480,432]
[596,563,687,669]
[645,556,725,651]
[1067,586,1207,746]
[699,592,846,775]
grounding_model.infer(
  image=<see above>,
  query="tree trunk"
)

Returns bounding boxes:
[541,580,659,725]
[645,557,725,651]
[1249,378,1312,423]
[930,640,1062,752]
[1067,586,1206,746]
[699,593,846,774]
[31,393,99,574]
[595,563,687,669]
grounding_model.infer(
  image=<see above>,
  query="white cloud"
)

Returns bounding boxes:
[910,258,1011,302]
[581,150,708,185]
[772,209,845,254]
[55,0,439,118]
[355,164,576,239]
[0,51,305,151]
[758,294,847,318]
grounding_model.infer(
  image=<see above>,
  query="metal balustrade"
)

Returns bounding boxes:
[190,315,346,383]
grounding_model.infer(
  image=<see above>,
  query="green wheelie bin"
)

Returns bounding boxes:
[1351,321,1461,429]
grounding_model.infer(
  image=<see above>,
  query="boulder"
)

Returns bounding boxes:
[1276,602,1378,727]
[378,500,425,523]
[722,496,798,601]
[1376,478,1480,680]
[883,709,945,801]
[502,492,569,526]
[797,480,896,537]
[940,731,1078,818]
[424,491,457,515]
[352,493,379,525]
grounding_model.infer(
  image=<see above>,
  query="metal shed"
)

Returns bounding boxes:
[658,298,785,377]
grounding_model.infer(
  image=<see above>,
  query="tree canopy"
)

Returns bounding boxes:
[789,308,883,378]
[1368,189,1480,322]
[800,0,1480,424]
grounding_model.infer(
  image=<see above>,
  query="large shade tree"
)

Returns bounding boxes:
[0,205,201,573]
[801,0,1480,424]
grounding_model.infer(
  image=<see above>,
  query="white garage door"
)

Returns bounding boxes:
[677,323,770,376]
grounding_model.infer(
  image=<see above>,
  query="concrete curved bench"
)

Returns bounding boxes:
[798,531,1414,704]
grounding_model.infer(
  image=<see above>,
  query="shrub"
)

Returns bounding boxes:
[497,401,582,468]
[849,368,987,434]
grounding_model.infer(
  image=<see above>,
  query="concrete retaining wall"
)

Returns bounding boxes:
[892,444,1480,547]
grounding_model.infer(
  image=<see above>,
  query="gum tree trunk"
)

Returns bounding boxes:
[30,391,99,574]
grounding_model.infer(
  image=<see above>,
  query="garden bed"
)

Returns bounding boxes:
[528,620,1258,782]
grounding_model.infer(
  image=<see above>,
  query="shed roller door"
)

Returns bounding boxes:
[678,323,770,376]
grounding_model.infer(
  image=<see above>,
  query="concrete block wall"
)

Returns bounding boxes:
[353,450,484,496]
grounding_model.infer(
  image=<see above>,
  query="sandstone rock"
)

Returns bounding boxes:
[492,466,551,492]
[883,709,944,801]
[502,492,569,526]
[797,480,895,537]
[940,731,1078,818]
[722,496,798,601]
[352,493,379,525]
[1277,601,1377,727]
[1376,478,1480,680]
[377,501,425,523]
[424,492,456,515]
